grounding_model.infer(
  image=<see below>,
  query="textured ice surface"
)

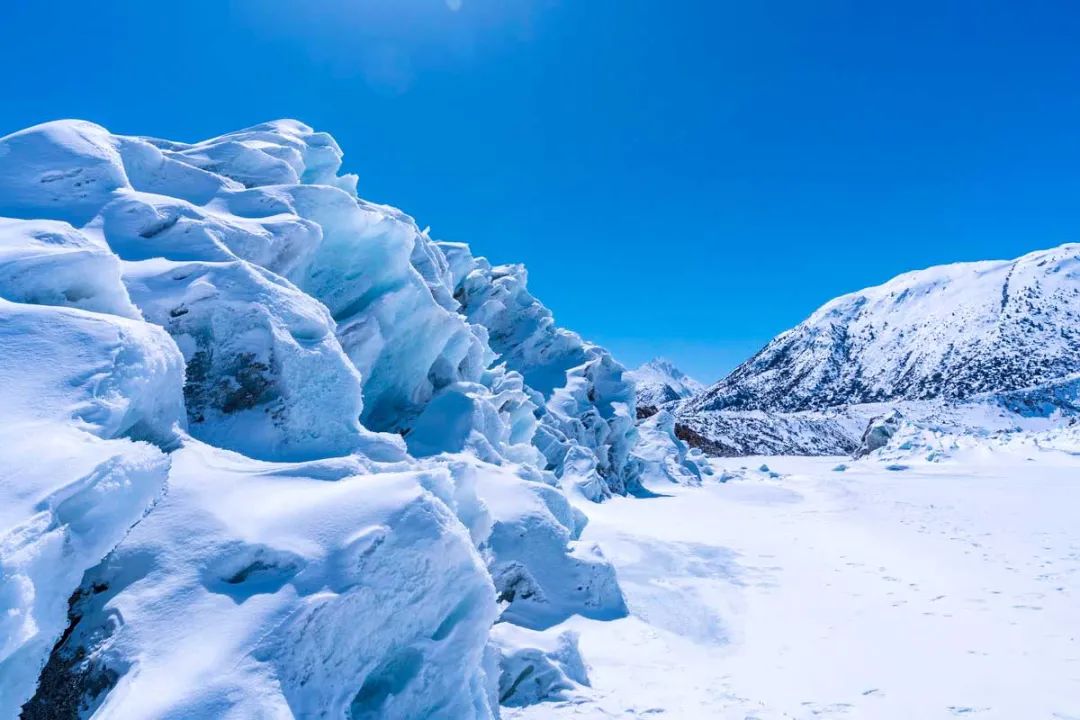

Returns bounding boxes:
[123,257,369,461]
[22,441,497,720]
[440,244,642,499]
[491,624,590,707]
[0,118,705,718]
[0,299,184,717]
[631,410,712,491]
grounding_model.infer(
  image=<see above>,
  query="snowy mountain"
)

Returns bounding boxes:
[688,244,1080,414]
[676,245,1080,456]
[626,358,705,409]
[0,119,708,718]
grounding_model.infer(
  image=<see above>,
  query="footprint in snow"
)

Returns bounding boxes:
[800,701,854,716]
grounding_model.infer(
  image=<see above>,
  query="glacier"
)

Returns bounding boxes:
[0,119,704,718]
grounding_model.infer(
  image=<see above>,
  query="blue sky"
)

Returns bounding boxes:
[4,1,1080,382]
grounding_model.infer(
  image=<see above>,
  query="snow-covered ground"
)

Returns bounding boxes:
[509,440,1080,719]
[3,117,1079,719]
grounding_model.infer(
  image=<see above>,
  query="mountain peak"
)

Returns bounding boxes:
[628,357,705,408]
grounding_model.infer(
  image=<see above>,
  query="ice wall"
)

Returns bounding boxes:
[0,118,703,718]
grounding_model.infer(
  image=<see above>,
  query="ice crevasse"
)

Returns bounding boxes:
[0,118,707,718]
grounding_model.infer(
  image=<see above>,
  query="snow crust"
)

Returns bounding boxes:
[0,119,703,718]
[28,441,497,720]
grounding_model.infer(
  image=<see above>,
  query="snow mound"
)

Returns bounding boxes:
[0,121,130,227]
[468,461,627,630]
[632,410,712,490]
[0,218,139,318]
[491,624,590,707]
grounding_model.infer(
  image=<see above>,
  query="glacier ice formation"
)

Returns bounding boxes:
[0,119,704,719]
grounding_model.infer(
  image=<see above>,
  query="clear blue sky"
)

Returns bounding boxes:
[4,1,1080,382]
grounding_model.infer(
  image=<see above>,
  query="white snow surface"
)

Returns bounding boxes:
[55,441,498,720]
[0,299,184,717]
[508,426,1080,719]
[0,119,703,718]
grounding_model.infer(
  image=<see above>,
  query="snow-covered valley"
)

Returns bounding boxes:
[511,437,1080,719]
[1,116,1079,720]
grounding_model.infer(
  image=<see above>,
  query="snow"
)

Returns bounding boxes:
[27,440,497,720]
[679,243,1080,458]
[630,410,712,490]
[0,299,184,717]
[469,460,627,631]
[688,243,1080,414]
[490,624,590,707]
[441,243,643,498]
[0,218,140,318]
[679,386,1080,458]
[508,431,1080,719]
[626,358,705,408]
[4,113,1077,720]
[0,121,130,227]
[122,257,371,462]
[0,118,707,718]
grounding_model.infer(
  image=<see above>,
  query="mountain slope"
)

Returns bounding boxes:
[688,245,1080,414]
[677,245,1080,457]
